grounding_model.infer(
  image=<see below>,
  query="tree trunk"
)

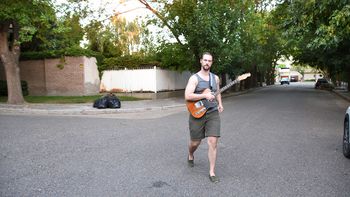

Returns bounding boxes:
[1,53,24,104]
[252,64,257,87]
[266,66,271,85]
[220,73,226,87]
[266,61,277,85]
[346,66,350,92]
[0,21,25,104]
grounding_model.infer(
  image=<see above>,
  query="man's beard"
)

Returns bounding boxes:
[202,64,210,71]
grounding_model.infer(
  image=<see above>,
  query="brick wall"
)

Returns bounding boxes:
[20,59,46,95]
[44,57,85,96]
[0,56,100,96]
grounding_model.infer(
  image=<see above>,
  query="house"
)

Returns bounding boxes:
[303,68,323,81]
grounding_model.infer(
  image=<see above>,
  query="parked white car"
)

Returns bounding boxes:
[344,107,350,158]
[280,78,290,85]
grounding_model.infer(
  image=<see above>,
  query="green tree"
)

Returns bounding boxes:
[139,0,284,88]
[141,1,243,73]
[21,13,84,52]
[274,0,350,89]
[111,16,141,56]
[85,20,122,57]
[258,8,287,85]
[85,15,143,56]
[0,0,56,104]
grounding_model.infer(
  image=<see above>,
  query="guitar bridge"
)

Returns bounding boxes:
[195,108,207,115]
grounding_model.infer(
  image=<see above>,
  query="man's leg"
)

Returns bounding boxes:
[188,139,201,160]
[207,136,218,176]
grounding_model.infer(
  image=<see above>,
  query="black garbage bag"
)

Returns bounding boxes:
[93,93,121,109]
[107,94,121,108]
[93,96,109,109]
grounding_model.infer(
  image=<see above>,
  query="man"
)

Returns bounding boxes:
[184,52,224,183]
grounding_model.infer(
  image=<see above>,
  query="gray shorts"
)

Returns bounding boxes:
[189,110,221,140]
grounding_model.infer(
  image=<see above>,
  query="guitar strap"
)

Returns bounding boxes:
[209,72,213,91]
[206,72,217,111]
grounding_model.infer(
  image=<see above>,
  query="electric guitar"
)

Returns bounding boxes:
[186,73,251,118]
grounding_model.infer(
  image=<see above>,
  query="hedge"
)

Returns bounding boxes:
[101,55,160,70]
[20,47,161,72]
[20,46,102,61]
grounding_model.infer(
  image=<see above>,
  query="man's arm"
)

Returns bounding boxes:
[185,75,215,101]
[215,75,224,112]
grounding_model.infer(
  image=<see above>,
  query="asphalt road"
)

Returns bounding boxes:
[1,82,350,196]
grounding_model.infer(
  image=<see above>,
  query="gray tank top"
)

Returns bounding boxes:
[194,72,218,113]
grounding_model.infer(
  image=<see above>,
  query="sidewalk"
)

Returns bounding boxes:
[0,90,251,116]
[0,97,186,116]
[2,86,348,116]
[332,88,350,103]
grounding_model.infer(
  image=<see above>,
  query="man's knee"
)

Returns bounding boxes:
[207,137,218,149]
[191,139,201,147]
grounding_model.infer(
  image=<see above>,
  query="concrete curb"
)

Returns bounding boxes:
[331,89,350,103]
[0,87,261,116]
[0,104,187,116]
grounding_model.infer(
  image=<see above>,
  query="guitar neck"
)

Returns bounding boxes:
[214,79,240,96]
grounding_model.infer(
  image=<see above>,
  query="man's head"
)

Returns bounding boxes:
[200,52,213,72]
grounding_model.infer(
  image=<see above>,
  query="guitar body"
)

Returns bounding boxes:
[186,100,208,118]
[186,73,251,118]
[186,89,212,118]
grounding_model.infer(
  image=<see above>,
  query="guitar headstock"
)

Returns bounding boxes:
[237,73,251,81]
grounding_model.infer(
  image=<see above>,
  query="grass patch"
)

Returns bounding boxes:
[0,95,142,104]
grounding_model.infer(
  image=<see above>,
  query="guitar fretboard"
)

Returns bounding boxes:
[214,79,239,96]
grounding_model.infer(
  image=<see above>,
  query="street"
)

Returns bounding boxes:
[1,82,350,196]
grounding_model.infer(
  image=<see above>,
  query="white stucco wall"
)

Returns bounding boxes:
[100,67,191,93]
[83,57,101,95]
[155,68,191,91]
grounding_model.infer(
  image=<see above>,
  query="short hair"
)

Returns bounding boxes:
[201,52,213,59]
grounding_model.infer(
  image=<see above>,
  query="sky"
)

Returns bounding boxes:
[54,0,153,23]
[112,0,153,21]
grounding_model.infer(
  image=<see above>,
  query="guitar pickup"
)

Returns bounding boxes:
[194,100,204,108]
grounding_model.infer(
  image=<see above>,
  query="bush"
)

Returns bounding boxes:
[0,80,29,96]
[102,55,160,70]
[20,46,101,60]
[156,43,195,71]
[20,47,104,74]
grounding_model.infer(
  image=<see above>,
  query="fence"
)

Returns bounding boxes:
[100,67,192,93]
